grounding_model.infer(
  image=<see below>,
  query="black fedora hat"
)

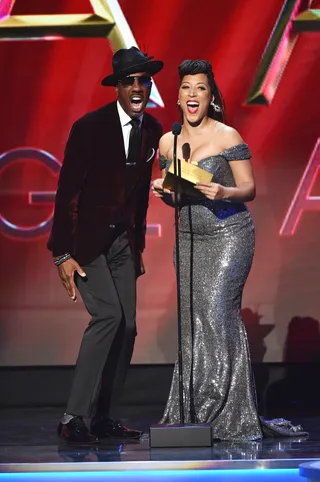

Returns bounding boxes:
[101,46,163,87]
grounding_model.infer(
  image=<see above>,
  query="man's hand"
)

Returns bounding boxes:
[57,258,86,302]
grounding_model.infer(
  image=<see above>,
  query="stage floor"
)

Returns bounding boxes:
[0,407,320,480]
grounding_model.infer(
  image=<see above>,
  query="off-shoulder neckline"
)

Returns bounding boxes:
[160,142,249,165]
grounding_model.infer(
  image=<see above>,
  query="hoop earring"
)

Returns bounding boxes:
[211,101,221,112]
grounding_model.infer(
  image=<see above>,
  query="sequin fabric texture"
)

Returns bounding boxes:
[159,143,263,441]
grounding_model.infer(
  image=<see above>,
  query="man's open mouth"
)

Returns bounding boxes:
[130,96,144,112]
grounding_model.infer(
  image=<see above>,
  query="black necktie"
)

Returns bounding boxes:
[127,118,141,166]
[125,118,141,194]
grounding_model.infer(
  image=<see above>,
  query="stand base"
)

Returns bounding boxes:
[149,423,212,448]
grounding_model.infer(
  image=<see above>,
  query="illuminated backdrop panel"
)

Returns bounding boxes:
[0,0,319,365]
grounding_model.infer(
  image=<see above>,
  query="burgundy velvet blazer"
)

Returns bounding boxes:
[47,101,162,266]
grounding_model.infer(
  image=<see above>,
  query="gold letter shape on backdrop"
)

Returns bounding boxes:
[279,139,320,236]
[246,0,320,105]
[0,0,164,107]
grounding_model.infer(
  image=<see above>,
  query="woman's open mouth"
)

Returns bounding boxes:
[187,101,199,114]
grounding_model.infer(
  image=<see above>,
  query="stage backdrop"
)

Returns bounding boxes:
[0,0,319,366]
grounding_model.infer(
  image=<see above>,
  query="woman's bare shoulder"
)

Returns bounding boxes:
[214,122,244,149]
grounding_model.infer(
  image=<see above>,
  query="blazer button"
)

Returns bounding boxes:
[109,224,116,228]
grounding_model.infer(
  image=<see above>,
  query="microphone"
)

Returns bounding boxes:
[172,122,181,181]
[172,122,182,136]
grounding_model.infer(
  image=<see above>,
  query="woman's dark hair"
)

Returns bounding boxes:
[178,59,226,123]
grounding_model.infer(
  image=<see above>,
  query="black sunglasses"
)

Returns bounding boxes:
[119,75,152,88]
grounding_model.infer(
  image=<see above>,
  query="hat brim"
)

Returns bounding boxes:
[101,59,164,87]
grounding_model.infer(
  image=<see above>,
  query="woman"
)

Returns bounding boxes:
[152,60,307,441]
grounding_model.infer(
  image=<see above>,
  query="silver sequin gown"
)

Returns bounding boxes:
[159,143,263,441]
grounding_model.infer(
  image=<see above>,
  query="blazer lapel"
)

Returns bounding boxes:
[140,115,156,165]
[140,117,149,165]
[97,101,126,170]
[111,110,126,163]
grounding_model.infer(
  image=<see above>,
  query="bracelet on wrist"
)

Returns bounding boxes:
[53,253,71,266]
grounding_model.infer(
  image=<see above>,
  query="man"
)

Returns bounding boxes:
[48,47,163,443]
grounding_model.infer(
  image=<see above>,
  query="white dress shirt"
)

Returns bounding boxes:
[117,100,143,159]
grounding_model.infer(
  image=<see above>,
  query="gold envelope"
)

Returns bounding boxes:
[163,160,213,196]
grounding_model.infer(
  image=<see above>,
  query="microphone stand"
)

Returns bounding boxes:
[172,129,185,425]
[149,123,212,448]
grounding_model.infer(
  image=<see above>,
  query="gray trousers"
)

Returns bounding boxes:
[66,232,136,419]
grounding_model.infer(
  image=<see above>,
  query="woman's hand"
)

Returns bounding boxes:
[195,182,226,200]
[151,178,172,198]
